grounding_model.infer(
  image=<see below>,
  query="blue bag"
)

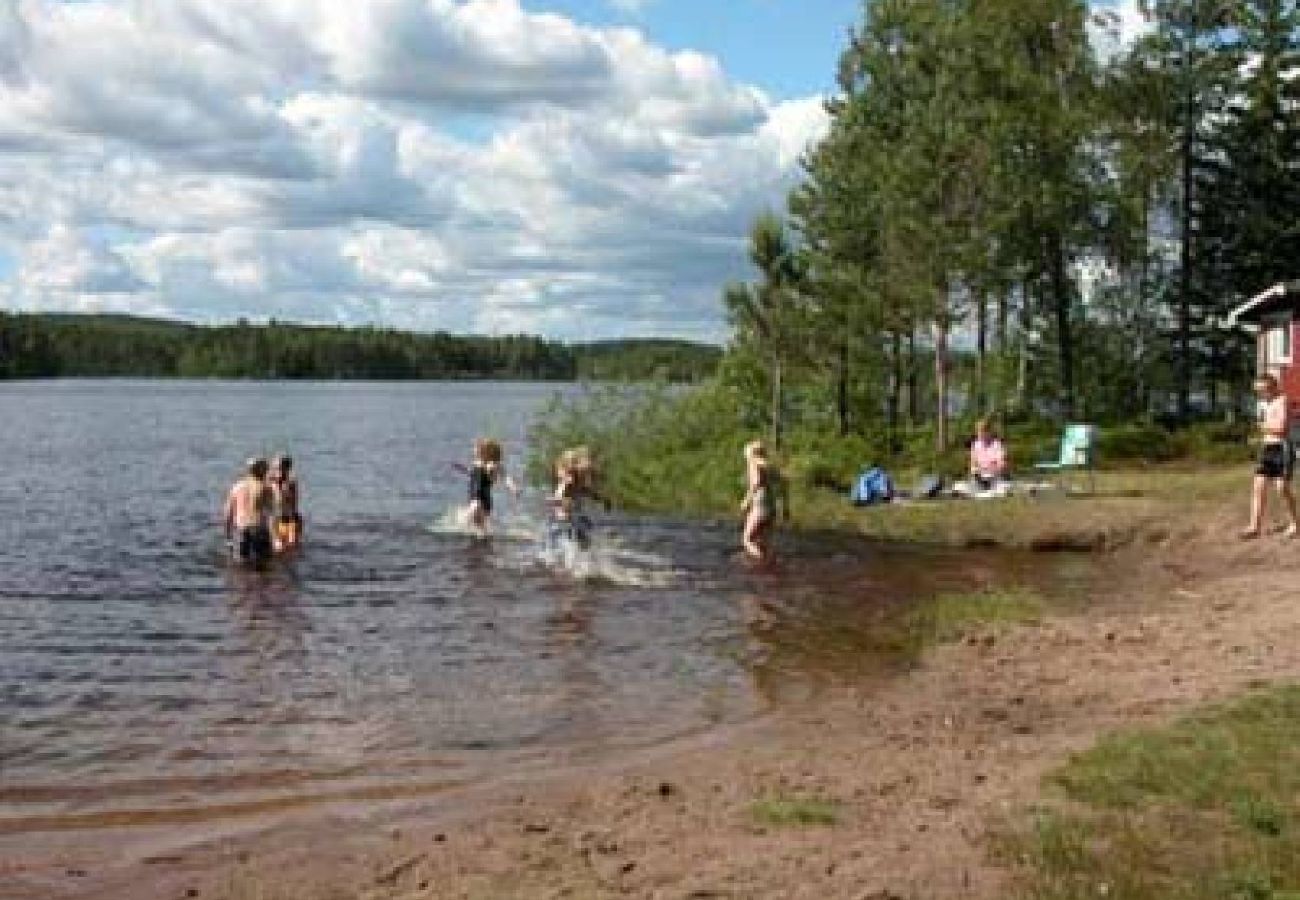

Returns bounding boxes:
[851,466,894,506]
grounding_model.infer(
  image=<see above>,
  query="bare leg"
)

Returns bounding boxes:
[1243,475,1268,537]
[1277,480,1299,535]
[742,510,766,560]
[468,501,488,534]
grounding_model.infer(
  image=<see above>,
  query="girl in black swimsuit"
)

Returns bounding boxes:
[465,438,518,534]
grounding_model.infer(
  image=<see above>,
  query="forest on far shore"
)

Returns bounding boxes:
[0,313,722,383]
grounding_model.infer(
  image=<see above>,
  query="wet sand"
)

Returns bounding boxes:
[5,502,1299,900]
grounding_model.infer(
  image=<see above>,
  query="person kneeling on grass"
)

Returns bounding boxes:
[1241,373,1299,539]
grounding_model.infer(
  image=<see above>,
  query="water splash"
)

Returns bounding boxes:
[534,529,680,588]
[426,504,539,542]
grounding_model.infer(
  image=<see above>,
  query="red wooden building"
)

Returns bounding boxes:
[1227,280,1300,441]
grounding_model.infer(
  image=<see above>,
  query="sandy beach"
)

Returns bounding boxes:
[4,485,1298,900]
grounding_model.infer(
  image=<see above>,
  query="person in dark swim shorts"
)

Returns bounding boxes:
[224,457,274,565]
[1242,374,1298,539]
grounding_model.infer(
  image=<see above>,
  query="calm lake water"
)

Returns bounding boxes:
[0,380,1095,834]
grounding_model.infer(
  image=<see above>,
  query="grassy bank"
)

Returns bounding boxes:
[1006,686,1300,900]
[529,383,1251,550]
[794,468,1242,550]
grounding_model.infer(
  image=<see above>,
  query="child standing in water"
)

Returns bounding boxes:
[224,457,274,566]
[269,454,303,552]
[740,440,785,561]
[465,438,518,534]
[549,446,601,549]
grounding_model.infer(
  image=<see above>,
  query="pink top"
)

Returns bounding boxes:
[970,436,1007,477]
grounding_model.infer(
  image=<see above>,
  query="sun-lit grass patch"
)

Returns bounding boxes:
[904,587,1045,645]
[750,796,841,827]
[1005,686,1300,900]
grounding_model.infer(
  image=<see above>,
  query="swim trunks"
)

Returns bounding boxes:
[468,465,493,514]
[1256,441,1295,480]
[233,525,273,565]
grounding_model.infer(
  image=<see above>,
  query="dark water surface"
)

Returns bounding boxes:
[0,380,1096,833]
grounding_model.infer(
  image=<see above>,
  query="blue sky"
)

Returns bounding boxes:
[525,0,860,99]
[0,0,1142,339]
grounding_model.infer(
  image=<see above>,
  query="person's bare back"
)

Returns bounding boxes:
[224,458,274,564]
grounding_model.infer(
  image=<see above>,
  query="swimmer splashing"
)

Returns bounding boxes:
[547,446,605,551]
[459,438,519,536]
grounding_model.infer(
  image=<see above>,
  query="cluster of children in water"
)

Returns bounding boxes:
[223,455,302,565]
[223,438,790,567]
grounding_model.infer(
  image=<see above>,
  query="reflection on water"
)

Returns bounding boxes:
[0,381,1099,833]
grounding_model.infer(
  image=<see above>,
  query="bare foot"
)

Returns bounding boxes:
[1239,528,1261,540]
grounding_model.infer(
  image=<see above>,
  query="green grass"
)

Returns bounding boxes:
[792,467,1242,550]
[904,587,1045,644]
[1006,686,1300,900]
[750,797,841,828]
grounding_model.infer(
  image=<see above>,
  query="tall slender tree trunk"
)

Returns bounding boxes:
[934,308,950,452]
[976,292,988,414]
[995,288,1011,413]
[887,331,902,454]
[906,330,920,428]
[1177,28,1196,421]
[1048,230,1075,419]
[1015,280,1033,414]
[837,340,850,437]
[770,355,783,450]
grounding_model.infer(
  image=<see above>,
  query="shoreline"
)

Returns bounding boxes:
[5,469,1298,899]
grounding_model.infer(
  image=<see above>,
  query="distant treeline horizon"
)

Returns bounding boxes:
[0,312,722,382]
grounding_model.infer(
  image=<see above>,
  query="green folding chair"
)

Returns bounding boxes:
[1035,423,1097,494]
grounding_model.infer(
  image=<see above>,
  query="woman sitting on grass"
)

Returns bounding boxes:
[968,418,1010,492]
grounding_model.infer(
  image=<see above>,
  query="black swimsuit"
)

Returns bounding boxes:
[468,464,494,514]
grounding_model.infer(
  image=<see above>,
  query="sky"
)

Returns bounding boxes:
[0,0,1144,341]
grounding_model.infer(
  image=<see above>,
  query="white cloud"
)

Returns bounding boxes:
[1090,0,1154,58]
[0,0,831,340]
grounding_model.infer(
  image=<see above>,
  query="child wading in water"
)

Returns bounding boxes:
[740,439,786,561]
[549,446,602,549]
[1241,373,1299,539]
[224,457,274,566]
[269,455,303,552]
[464,438,518,535]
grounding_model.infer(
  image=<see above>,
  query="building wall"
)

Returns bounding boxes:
[1287,321,1300,441]
[1257,317,1300,442]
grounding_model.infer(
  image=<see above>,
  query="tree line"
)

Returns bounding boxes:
[725,0,1299,450]
[0,313,721,382]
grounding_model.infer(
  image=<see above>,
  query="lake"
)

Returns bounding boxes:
[0,380,1094,834]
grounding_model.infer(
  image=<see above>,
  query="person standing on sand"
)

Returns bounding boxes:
[224,457,274,565]
[740,439,786,561]
[1242,373,1299,539]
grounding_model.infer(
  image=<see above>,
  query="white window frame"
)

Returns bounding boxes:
[1263,315,1292,365]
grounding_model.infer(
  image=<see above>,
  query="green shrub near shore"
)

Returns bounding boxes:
[1007,686,1300,900]
[528,383,1253,519]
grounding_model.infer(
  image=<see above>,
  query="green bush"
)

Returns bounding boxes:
[529,384,1254,518]
[1097,423,1180,463]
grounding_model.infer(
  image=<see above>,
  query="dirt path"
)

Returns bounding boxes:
[7,506,1299,900]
